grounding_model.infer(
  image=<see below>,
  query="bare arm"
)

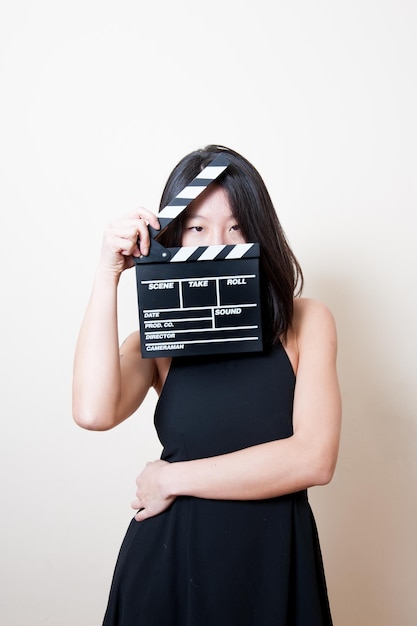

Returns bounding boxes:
[72,209,160,431]
[133,298,342,519]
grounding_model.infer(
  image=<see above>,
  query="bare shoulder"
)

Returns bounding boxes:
[292,297,338,354]
[293,297,336,331]
[119,331,171,395]
[119,331,156,386]
[119,330,141,355]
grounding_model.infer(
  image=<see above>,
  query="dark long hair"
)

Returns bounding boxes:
[157,145,303,343]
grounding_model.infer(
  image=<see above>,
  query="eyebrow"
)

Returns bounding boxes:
[184,213,206,219]
[184,212,236,220]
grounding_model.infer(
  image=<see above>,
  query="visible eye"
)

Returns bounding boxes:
[230,224,241,231]
[188,225,203,232]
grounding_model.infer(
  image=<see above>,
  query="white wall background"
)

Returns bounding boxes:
[1,1,416,624]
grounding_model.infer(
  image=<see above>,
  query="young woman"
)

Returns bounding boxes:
[73,145,341,625]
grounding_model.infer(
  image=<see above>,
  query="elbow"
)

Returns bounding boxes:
[298,427,340,487]
[308,449,338,486]
[313,462,336,486]
[72,405,116,431]
[72,386,122,431]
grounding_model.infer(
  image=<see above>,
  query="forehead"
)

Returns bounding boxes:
[185,184,232,217]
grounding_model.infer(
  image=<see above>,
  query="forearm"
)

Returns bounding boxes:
[165,434,337,502]
[72,268,122,429]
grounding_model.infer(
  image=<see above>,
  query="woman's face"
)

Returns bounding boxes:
[181,185,246,247]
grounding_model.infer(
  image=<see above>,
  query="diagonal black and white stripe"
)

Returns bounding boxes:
[167,243,259,262]
[158,153,230,230]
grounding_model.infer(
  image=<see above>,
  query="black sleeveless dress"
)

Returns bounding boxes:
[102,345,333,625]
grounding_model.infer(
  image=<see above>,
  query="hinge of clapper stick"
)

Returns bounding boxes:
[134,153,263,358]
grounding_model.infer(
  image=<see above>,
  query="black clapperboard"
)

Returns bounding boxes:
[134,154,263,358]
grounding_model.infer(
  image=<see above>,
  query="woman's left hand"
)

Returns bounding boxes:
[132,460,176,521]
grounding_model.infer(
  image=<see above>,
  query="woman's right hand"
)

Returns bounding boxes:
[98,207,160,276]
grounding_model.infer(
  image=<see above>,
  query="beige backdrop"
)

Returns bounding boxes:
[1,1,416,624]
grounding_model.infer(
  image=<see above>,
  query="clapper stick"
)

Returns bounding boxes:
[138,153,231,263]
[157,153,230,232]
[134,153,263,358]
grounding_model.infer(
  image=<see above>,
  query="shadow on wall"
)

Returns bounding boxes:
[308,276,417,626]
